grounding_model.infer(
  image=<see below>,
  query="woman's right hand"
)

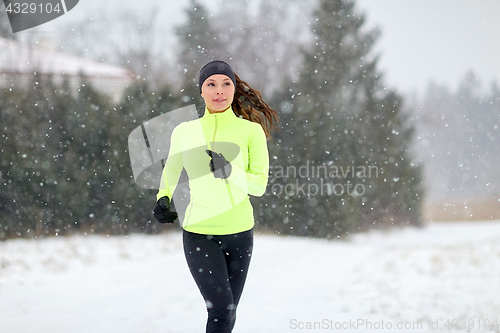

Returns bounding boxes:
[153,196,178,223]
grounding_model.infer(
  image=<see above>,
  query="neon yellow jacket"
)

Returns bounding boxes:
[157,106,269,235]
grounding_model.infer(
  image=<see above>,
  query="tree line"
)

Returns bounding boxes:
[412,72,500,201]
[0,0,424,240]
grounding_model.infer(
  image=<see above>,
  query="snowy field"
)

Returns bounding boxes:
[1,221,500,333]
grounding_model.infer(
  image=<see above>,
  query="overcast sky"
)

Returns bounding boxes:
[355,0,500,94]
[16,0,500,95]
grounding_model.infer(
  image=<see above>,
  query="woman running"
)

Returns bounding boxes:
[153,60,279,332]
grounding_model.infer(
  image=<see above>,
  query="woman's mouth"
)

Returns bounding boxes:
[214,98,226,102]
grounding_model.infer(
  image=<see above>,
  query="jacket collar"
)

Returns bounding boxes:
[200,106,238,128]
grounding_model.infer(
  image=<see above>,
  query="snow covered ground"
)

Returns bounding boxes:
[1,221,499,333]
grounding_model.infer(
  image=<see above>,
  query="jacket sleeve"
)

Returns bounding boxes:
[227,123,269,197]
[156,125,184,201]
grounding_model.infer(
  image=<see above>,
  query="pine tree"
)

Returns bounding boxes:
[0,80,22,238]
[0,72,76,237]
[266,0,423,238]
[111,79,180,235]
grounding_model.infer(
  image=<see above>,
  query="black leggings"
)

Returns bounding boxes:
[183,228,253,333]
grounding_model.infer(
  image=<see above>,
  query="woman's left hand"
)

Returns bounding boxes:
[206,149,232,179]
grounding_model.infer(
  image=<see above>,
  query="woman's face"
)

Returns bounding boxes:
[201,74,235,113]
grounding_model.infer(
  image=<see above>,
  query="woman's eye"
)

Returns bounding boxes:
[207,83,214,86]
[224,82,231,86]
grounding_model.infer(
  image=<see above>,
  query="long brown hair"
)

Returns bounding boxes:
[231,73,280,140]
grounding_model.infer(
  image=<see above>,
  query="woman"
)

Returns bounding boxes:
[153,60,279,332]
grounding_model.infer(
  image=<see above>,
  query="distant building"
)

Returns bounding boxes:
[0,37,136,103]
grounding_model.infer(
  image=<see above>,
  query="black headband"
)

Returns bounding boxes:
[198,60,236,94]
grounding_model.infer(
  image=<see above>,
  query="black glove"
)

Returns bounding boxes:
[153,196,178,223]
[206,149,232,179]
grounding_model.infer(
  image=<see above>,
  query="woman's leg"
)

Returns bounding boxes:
[217,229,253,331]
[183,230,234,333]
[183,229,254,333]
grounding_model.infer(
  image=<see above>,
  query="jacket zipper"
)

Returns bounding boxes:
[212,114,235,208]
